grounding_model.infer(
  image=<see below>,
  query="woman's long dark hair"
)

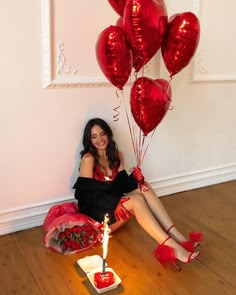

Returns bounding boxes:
[80,118,120,169]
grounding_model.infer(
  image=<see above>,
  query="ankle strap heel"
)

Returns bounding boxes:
[166,224,175,234]
[153,237,180,271]
[166,225,203,251]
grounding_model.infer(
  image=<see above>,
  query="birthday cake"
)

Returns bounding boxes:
[94,271,114,289]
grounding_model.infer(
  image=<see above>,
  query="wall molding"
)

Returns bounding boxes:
[190,0,236,82]
[1,164,235,236]
[42,0,161,89]
[41,0,111,88]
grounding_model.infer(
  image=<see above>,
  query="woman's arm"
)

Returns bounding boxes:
[79,153,94,178]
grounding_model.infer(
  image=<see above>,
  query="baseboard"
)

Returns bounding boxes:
[152,164,236,196]
[1,164,235,236]
[0,197,75,236]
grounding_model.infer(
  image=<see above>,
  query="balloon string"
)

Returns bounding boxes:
[134,113,140,163]
[137,127,140,166]
[167,77,174,110]
[121,91,138,164]
[141,66,145,78]
[138,133,145,167]
[166,77,173,96]
[139,128,156,167]
[130,72,140,163]
[132,117,138,162]
[113,89,121,121]
[129,72,139,162]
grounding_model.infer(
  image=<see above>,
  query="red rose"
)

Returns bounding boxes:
[72,227,78,233]
[59,232,66,239]
[65,231,70,238]
[77,227,83,233]
[82,224,89,230]
[85,231,91,237]
[71,240,78,250]
[65,240,72,247]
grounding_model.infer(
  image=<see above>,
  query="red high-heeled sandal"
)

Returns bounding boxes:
[153,236,200,271]
[166,225,203,252]
[180,249,200,265]
[153,237,180,271]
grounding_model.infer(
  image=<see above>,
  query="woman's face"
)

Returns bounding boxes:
[90,125,109,152]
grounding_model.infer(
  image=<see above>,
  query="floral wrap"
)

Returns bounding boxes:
[43,202,102,255]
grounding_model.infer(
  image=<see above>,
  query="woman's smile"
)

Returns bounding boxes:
[91,125,108,151]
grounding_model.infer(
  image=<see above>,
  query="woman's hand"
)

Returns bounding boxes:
[133,166,150,192]
[133,166,144,183]
[114,197,133,221]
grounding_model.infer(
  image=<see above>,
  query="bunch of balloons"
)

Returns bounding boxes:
[96,0,200,164]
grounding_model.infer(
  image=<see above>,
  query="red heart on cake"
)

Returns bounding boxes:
[94,271,114,289]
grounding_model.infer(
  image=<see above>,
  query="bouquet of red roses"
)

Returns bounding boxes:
[43,202,102,255]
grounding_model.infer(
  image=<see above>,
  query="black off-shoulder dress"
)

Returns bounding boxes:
[72,170,138,224]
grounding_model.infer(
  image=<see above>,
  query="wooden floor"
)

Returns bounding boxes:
[1,180,236,295]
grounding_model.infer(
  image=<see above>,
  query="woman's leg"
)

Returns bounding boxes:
[121,193,198,263]
[131,187,188,243]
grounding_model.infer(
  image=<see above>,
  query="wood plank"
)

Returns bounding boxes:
[112,219,234,295]
[108,223,199,295]
[0,234,41,295]
[12,227,89,295]
[0,180,235,295]
[161,182,236,290]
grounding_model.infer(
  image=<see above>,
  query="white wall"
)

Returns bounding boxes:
[0,0,235,235]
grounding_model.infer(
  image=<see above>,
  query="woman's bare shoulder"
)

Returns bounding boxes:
[81,152,94,161]
[79,153,94,177]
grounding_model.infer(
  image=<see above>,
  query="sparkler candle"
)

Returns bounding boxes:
[93,214,114,289]
[102,214,110,275]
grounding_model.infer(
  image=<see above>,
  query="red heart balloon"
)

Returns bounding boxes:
[155,78,172,99]
[161,12,200,77]
[130,77,171,136]
[108,0,127,16]
[124,0,167,72]
[116,16,124,28]
[96,26,132,90]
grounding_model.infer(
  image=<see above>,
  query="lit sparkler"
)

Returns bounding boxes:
[102,213,110,275]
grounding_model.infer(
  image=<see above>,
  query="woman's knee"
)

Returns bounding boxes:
[128,193,145,206]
